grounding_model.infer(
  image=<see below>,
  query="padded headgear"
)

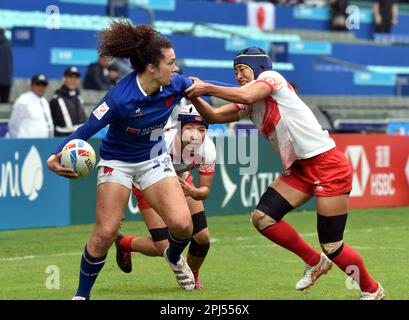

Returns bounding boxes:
[233,47,272,78]
[178,104,208,129]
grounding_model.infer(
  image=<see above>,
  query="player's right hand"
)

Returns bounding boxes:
[46,153,79,179]
[185,76,208,99]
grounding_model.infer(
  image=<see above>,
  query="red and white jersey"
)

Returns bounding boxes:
[165,129,216,176]
[236,70,335,170]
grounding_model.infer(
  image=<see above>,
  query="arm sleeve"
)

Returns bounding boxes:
[204,80,237,87]
[174,74,194,96]
[7,100,25,138]
[256,71,286,94]
[198,138,216,176]
[53,94,120,154]
[49,98,63,127]
[233,103,249,120]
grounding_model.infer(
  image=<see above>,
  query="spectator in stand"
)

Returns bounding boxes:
[83,56,114,90]
[49,66,87,136]
[7,74,54,138]
[329,0,349,31]
[112,58,133,80]
[0,28,13,103]
[374,0,399,33]
[107,64,120,86]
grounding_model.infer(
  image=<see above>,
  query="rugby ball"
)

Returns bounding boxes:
[60,139,96,177]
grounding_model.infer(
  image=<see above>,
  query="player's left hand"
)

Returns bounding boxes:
[185,77,208,99]
[47,153,79,179]
[178,176,196,198]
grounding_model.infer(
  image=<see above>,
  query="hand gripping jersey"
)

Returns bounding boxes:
[164,128,216,177]
[236,71,335,170]
[55,72,192,163]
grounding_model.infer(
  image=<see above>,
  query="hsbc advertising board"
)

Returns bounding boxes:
[333,134,409,208]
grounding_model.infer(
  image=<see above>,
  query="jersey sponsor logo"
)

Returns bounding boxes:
[344,145,370,197]
[93,102,110,120]
[126,127,141,134]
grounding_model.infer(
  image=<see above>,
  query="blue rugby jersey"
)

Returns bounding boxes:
[54,71,193,163]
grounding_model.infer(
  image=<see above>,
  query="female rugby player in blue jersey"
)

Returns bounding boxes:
[115,105,216,290]
[47,21,200,299]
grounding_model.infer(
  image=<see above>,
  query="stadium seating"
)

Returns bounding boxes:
[1,0,408,133]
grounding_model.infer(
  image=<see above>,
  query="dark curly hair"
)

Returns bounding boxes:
[98,20,172,73]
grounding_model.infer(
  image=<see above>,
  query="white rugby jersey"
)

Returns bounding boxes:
[236,70,335,170]
[165,129,216,176]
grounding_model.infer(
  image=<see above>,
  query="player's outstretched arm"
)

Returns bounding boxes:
[186,76,271,105]
[47,153,79,179]
[191,97,239,124]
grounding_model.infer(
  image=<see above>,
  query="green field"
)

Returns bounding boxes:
[1,207,408,300]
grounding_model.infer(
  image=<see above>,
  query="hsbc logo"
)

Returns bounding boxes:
[345,146,370,197]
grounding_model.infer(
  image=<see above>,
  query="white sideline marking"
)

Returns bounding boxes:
[0,252,81,262]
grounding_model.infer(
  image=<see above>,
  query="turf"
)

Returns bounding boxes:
[0,207,408,300]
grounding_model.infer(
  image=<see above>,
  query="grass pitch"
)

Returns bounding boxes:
[0,207,408,300]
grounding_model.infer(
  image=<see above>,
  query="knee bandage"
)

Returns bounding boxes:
[317,214,348,259]
[149,227,169,242]
[188,238,210,257]
[252,187,294,231]
[192,211,208,235]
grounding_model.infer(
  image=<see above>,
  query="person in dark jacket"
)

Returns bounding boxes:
[49,66,87,136]
[374,0,399,33]
[82,56,114,90]
[0,28,13,103]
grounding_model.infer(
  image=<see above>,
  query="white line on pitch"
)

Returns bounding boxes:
[0,252,81,262]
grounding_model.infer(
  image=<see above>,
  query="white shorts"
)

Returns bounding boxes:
[97,153,176,191]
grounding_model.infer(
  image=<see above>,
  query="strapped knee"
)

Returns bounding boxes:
[192,211,208,236]
[149,227,169,242]
[188,237,210,257]
[317,214,348,260]
[252,187,294,231]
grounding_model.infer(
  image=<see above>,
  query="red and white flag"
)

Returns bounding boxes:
[247,2,275,31]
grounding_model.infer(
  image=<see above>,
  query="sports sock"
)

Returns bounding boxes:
[331,244,378,293]
[260,220,321,266]
[75,245,107,299]
[119,235,134,252]
[167,232,191,264]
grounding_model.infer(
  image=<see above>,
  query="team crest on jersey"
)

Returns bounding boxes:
[135,107,143,117]
[166,96,174,108]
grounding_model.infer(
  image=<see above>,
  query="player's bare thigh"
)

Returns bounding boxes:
[316,194,349,217]
[186,196,205,215]
[89,182,131,256]
[142,177,192,233]
[140,207,167,230]
[95,182,130,230]
[270,178,312,209]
